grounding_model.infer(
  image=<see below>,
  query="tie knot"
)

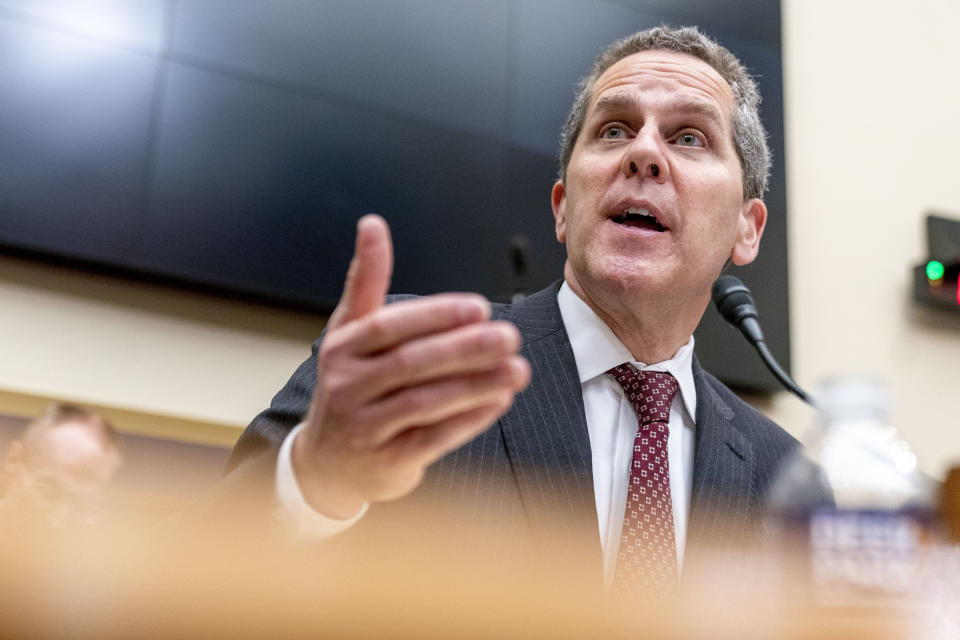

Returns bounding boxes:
[606,365,680,426]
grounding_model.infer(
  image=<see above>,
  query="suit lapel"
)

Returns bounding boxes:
[687,357,757,555]
[496,285,602,578]
[492,287,761,579]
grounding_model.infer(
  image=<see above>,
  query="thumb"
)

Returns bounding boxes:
[328,214,393,330]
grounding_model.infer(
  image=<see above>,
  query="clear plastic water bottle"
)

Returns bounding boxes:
[765,377,937,612]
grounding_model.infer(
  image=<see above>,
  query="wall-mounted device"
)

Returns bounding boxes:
[913,214,960,311]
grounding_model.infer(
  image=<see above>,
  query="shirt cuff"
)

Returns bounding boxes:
[275,422,369,538]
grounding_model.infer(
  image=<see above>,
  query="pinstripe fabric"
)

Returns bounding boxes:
[492,286,601,575]
[224,282,801,583]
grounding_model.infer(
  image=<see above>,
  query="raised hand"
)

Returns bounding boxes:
[292,215,530,519]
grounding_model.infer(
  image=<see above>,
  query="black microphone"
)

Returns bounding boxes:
[711,275,813,405]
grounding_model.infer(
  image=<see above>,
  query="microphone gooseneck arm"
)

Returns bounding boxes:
[754,338,812,405]
[711,275,814,406]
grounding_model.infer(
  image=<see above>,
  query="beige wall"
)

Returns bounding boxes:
[0,255,322,437]
[2,0,959,473]
[770,0,960,477]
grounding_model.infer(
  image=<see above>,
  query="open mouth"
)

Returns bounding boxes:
[612,207,667,232]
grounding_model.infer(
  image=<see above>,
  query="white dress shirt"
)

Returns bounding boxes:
[556,283,697,583]
[275,282,698,583]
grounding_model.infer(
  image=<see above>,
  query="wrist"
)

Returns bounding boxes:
[291,428,367,520]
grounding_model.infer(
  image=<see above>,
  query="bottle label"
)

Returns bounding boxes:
[806,508,932,606]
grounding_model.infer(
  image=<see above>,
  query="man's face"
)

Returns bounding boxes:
[552,50,766,311]
[4,422,120,526]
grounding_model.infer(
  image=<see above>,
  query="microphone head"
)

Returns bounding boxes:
[711,275,758,326]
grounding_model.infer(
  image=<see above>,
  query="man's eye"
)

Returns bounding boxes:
[675,132,704,147]
[600,125,628,139]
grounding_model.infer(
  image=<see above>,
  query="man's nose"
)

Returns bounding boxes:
[621,130,668,182]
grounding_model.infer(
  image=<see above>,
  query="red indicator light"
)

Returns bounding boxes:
[956,279,960,306]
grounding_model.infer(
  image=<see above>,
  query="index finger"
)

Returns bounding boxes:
[332,293,492,356]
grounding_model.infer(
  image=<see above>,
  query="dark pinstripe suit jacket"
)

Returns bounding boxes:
[226,282,800,583]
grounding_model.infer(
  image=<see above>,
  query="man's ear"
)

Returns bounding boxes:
[730,198,767,266]
[551,180,567,244]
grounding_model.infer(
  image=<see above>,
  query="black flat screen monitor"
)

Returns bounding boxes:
[0,0,789,392]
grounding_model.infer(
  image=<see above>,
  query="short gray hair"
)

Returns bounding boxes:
[557,25,770,200]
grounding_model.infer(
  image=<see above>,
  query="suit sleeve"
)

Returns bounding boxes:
[224,336,321,473]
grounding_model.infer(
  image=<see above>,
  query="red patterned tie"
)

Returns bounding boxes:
[606,365,680,596]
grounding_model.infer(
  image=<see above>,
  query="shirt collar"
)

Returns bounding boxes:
[556,281,698,421]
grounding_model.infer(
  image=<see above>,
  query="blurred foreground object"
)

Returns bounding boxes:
[921,466,960,640]
[1,397,954,637]
[766,378,943,631]
[0,492,925,640]
[1,403,122,527]
[941,467,960,543]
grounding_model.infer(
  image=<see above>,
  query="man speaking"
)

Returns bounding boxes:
[226,25,798,593]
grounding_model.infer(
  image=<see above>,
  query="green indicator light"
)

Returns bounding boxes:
[927,260,945,281]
